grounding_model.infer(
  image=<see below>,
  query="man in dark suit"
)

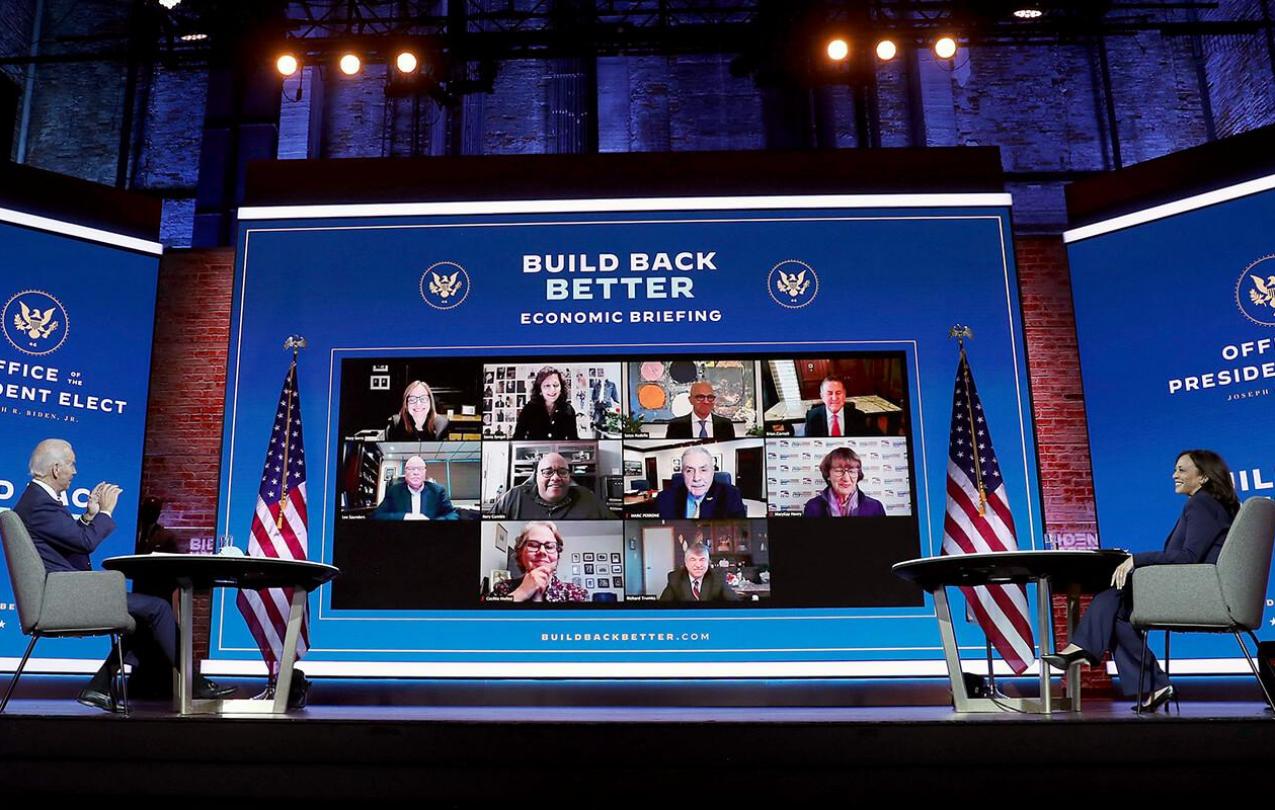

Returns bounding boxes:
[655,446,747,519]
[660,542,739,602]
[13,439,233,711]
[803,376,868,437]
[665,381,736,439]
[371,456,459,520]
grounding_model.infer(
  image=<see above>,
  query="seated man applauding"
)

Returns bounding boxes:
[14,439,234,712]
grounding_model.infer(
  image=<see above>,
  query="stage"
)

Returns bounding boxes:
[2,677,1272,801]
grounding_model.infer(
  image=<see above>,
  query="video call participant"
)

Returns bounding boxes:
[659,541,740,602]
[386,380,451,441]
[371,456,458,521]
[512,366,579,440]
[489,452,615,519]
[803,447,886,517]
[665,380,736,439]
[803,376,867,437]
[13,439,234,712]
[489,521,589,602]
[655,446,747,519]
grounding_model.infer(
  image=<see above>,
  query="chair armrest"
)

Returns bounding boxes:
[35,571,136,634]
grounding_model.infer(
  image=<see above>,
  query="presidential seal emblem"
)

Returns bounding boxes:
[419,261,470,311]
[1237,255,1275,327]
[3,289,70,356]
[767,259,819,309]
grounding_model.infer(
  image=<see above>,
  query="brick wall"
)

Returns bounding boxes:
[21,0,128,185]
[1203,0,1275,137]
[1015,235,1110,693]
[140,247,235,658]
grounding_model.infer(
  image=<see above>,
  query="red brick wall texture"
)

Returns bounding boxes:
[140,237,1111,690]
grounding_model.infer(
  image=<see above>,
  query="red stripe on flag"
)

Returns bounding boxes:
[959,584,1031,673]
[947,477,1011,552]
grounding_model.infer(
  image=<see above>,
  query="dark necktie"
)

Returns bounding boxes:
[692,579,701,600]
[698,419,708,438]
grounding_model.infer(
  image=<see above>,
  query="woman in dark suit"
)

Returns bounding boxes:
[1043,449,1240,711]
[512,366,579,440]
[385,380,450,441]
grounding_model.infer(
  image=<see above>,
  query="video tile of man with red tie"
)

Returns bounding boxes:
[658,541,739,602]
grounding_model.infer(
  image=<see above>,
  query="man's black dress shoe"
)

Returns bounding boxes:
[194,678,237,699]
[1041,648,1100,670]
[76,686,123,714]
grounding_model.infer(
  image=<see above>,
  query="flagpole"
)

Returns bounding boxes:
[948,325,987,516]
[276,335,307,530]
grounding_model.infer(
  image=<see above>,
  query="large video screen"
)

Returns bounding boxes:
[1066,174,1275,669]
[329,351,920,614]
[214,193,1041,676]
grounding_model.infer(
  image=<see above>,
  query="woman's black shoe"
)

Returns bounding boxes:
[1134,685,1175,713]
[1042,648,1098,670]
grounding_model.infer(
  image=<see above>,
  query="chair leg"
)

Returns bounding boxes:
[0,635,39,713]
[1236,630,1275,713]
[1136,630,1149,715]
[114,634,129,716]
[1163,631,1179,713]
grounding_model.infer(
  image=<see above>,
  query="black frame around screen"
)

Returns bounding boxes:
[330,351,924,610]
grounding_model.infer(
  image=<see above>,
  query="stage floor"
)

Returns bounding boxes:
[3,678,1273,801]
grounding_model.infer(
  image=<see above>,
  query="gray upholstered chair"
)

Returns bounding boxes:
[0,510,135,713]
[1131,496,1275,713]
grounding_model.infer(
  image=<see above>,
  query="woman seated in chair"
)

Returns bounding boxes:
[1043,449,1240,711]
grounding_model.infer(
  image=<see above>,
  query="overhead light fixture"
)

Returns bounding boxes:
[934,36,958,60]
[179,32,207,42]
[875,39,897,61]
[158,0,182,8]
[276,53,300,77]
[825,38,850,62]
[1012,6,1044,19]
[395,51,419,74]
[339,53,362,76]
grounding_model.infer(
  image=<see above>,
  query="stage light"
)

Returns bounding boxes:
[934,36,958,60]
[826,38,850,62]
[395,51,418,74]
[1012,6,1044,18]
[158,0,182,8]
[876,39,897,61]
[276,53,299,77]
[179,32,207,42]
[339,53,362,76]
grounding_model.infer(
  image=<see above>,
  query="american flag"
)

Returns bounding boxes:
[236,359,309,674]
[941,348,1035,674]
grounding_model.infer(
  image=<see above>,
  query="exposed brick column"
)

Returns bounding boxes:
[139,247,235,665]
[1016,235,1111,695]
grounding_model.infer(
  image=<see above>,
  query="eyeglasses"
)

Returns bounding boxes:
[691,394,717,402]
[406,395,431,405]
[828,466,860,477]
[539,467,572,479]
[523,540,562,554]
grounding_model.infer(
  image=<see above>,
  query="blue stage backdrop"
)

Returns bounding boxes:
[0,209,162,668]
[1066,176,1275,672]
[212,193,1044,677]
